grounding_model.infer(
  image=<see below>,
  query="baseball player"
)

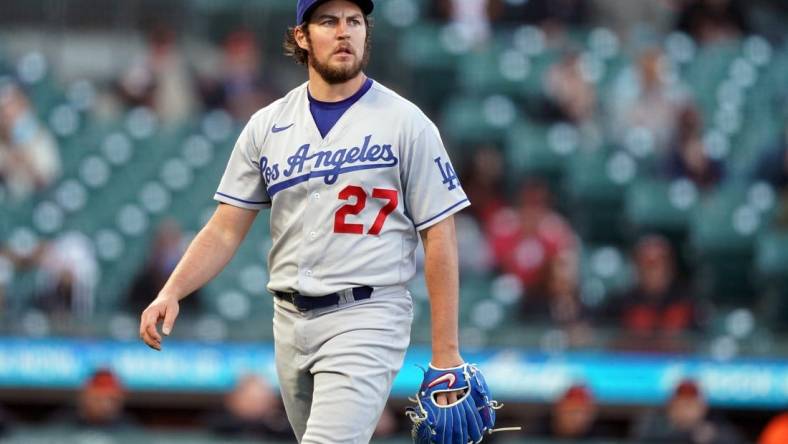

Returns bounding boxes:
[139,0,474,442]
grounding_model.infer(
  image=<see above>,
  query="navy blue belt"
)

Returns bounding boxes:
[274,286,373,311]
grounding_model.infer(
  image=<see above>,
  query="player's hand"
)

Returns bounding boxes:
[139,294,180,351]
[432,352,465,406]
[434,389,465,406]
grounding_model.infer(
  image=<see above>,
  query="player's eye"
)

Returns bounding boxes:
[349,18,361,26]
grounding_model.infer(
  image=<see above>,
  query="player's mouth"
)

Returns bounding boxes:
[334,46,354,57]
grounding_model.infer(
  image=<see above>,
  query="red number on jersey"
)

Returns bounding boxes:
[368,188,398,235]
[334,185,366,234]
[333,185,399,235]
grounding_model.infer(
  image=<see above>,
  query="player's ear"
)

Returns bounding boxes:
[294,24,310,51]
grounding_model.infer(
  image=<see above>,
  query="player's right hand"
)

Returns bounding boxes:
[139,295,180,351]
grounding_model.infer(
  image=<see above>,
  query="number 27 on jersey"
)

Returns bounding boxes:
[334,185,398,235]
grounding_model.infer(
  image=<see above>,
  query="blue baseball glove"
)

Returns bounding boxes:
[406,363,501,444]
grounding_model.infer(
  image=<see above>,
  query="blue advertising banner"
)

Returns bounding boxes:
[0,337,787,408]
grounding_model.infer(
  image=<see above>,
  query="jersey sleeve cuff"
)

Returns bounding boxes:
[214,192,272,209]
[413,198,471,231]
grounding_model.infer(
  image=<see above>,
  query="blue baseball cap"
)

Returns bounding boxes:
[297,0,374,25]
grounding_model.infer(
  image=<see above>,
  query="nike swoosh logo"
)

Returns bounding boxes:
[427,373,456,389]
[272,123,294,133]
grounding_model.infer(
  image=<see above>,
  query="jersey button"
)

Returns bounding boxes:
[313,193,320,200]
[305,269,313,277]
[309,231,317,239]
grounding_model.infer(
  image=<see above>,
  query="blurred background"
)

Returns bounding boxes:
[1,0,787,443]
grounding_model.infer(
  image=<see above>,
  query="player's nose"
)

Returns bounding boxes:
[335,20,350,38]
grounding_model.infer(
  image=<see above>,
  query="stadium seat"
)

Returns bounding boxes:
[624,178,699,241]
[565,149,636,243]
[441,95,519,147]
[457,48,524,98]
[756,231,788,281]
[397,22,463,112]
[94,213,156,310]
[3,268,38,316]
[684,41,741,118]
[579,243,634,310]
[754,230,788,328]
[689,182,763,305]
[28,80,60,114]
[503,121,560,187]
[457,30,549,100]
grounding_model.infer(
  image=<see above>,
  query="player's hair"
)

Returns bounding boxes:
[283,16,373,66]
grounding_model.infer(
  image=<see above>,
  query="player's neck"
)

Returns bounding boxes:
[307,70,367,102]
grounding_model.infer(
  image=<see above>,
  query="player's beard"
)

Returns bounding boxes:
[307,36,370,85]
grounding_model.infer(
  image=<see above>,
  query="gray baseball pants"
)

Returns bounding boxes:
[272,285,413,443]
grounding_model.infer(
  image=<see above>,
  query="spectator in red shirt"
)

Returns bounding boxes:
[487,179,577,293]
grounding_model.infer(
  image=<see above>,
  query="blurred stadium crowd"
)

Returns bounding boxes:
[1,0,788,442]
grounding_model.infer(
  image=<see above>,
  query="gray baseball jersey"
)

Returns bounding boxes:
[214,80,469,296]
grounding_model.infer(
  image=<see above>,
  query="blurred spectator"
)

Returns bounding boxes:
[544,52,598,128]
[415,212,493,276]
[530,384,610,439]
[428,0,504,48]
[50,368,136,431]
[760,412,788,444]
[487,179,578,298]
[607,235,702,351]
[542,52,603,148]
[205,373,292,440]
[200,30,276,121]
[0,79,60,201]
[589,0,675,38]
[126,219,200,316]
[34,231,99,320]
[491,0,589,35]
[676,0,749,45]
[117,25,198,124]
[664,103,725,190]
[539,1,591,51]
[451,147,499,277]
[635,379,745,444]
[528,249,593,346]
[611,47,688,155]
[455,213,494,276]
[460,144,506,227]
